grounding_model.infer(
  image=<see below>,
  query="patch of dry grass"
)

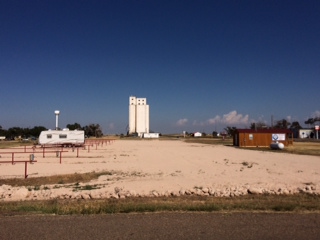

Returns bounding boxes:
[0,194,319,215]
[0,171,114,187]
[184,137,233,145]
[0,140,35,149]
[285,141,320,156]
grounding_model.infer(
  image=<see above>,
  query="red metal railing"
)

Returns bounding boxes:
[0,139,115,178]
[0,159,37,178]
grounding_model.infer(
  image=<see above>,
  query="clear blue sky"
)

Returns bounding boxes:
[1,0,319,134]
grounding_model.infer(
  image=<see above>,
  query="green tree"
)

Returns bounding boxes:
[305,117,320,126]
[66,123,82,130]
[250,122,268,130]
[83,124,103,137]
[305,118,314,125]
[224,126,237,136]
[290,121,302,130]
[7,127,24,138]
[0,125,5,136]
[273,119,290,129]
[30,126,47,137]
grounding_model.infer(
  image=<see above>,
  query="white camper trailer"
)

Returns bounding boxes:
[39,129,85,146]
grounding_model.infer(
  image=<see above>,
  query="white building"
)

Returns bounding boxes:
[194,132,202,137]
[299,129,314,138]
[143,133,159,138]
[129,96,149,136]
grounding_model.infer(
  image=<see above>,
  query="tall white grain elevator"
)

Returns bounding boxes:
[129,96,149,136]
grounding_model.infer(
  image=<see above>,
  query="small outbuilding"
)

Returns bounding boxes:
[142,133,160,138]
[299,129,315,139]
[233,129,293,147]
[194,132,202,137]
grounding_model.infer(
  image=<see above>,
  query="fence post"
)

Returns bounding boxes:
[25,162,28,178]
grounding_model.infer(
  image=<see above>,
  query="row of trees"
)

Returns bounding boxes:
[0,123,103,139]
[0,126,47,140]
[250,119,302,130]
[66,123,103,138]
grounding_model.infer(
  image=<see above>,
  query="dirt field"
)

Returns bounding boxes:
[1,139,319,201]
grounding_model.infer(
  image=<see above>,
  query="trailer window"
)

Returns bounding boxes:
[47,134,52,139]
[59,134,67,139]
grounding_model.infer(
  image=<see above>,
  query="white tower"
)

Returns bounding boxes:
[54,110,60,130]
[128,96,149,136]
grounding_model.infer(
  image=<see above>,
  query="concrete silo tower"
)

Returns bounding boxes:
[128,96,149,136]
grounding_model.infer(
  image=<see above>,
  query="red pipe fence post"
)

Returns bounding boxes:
[25,162,28,178]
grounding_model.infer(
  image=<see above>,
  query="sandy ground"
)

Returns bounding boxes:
[1,139,320,199]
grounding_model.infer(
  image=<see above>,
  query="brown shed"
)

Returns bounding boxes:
[233,129,293,147]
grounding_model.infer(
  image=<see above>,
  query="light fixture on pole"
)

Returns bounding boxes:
[54,110,60,130]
